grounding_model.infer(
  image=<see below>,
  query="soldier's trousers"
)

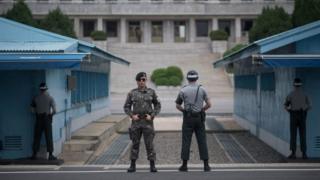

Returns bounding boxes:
[181,114,209,160]
[33,113,54,154]
[130,120,156,161]
[289,110,307,153]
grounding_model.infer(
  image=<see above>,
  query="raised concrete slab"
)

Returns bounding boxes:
[72,123,114,140]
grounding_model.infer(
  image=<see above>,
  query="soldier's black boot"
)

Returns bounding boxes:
[48,153,57,161]
[288,151,296,159]
[302,152,308,159]
[203,160,211,172]
[150,160,157,173]
[127,160,136,173]
[179,160,188,172]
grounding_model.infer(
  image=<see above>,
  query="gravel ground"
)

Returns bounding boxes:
[117,132,231,165]
[117,132,286,165]
[232,132,286,163]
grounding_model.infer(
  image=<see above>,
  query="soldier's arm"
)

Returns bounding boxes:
[50,97,57,115]
[175,91,184,112]
[306,96,311,111]
[284,95,291,111]
[151,90,161,118]
[123,92,133,117]
[202,88,211,111]
[30,97,36,113]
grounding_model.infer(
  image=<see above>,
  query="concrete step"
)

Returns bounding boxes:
[60,115,130,164]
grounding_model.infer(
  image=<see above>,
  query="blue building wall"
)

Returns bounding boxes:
[0,66,111,159]
[234,34,320,157]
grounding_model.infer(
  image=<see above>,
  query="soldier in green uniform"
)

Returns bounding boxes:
[176,70,211,172]
[124,72,161,173]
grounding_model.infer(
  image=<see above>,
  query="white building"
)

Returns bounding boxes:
[0,0,294,46]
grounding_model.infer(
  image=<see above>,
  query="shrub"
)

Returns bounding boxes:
[155,77,169,86]
[40,8,76,38]
[4,0,36,27]
[166,66,183,81]
[168,76,181,86]
[90,30,107,41]
[209,30,229,41]
[151,68,167,82]
[249,6,292,42]
[151,66,184,86]
[223,44,247,57]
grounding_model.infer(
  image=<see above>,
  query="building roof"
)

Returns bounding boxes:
[0,17,129,69]
[213,20,320,68]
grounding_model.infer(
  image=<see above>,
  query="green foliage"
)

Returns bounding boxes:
[4,0,36,26]
[292,0,320,27]
[155,77,169,86]
[151,66,183,86]
[209,30,229,41]
[166,66,183,81]
[223,44,247,57]
[249,6,292,42]
[168,76,181,86]
[151,68,167,82]
[40,8,76,38]
[90,30,107,41]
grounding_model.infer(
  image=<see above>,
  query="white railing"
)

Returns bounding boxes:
[0,0,295,4]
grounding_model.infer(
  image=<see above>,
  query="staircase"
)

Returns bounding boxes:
[108,42,233,114]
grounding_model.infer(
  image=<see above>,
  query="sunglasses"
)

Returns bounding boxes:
[138,78,146,82]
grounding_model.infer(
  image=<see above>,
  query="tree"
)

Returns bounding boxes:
[249,6,292,42]
[40,8,76,38]
[292,0,320,27]
[4,0,36,26]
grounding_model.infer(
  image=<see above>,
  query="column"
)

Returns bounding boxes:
[73,17,81,38]
[97,17,104,31]
[143,20,151,43]
[189,18,195,42]
[235,17,242,43]
[120,17,127,43]
[212,18,218,31]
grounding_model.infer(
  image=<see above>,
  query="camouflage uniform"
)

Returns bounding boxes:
[124,87,161,161]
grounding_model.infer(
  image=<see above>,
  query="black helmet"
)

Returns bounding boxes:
[186,70,199,81]
[135,72,147,81]
[293,78,302,87]
[39,82,48,90]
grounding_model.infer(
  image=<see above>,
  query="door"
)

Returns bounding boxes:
[0,70,44,159]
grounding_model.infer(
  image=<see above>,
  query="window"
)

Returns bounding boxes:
[82,20,96,37]
[235,75,257,90]
[174,21,187,42]
[71,71,109,105]
[105,21,118,37]
[196,20,209,37]
[128,21,142,43]
[152,21,163,43]
[261,73,275,91]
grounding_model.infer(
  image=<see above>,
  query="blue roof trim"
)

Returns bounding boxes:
[0,53,88,70]
[213,20,320,68]
[0,18,129,66]
[260,55,320,68]
[78,42,130,66]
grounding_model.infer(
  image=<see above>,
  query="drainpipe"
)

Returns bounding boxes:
[64,99,71,141]
[256,73,261,138]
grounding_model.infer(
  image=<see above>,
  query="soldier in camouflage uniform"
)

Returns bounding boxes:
[124,72,161,173]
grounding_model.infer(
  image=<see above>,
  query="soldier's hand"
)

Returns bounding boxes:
[146,114,152,121]
[132,114,139,121]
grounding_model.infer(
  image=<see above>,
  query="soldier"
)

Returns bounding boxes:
[30,82,57,160]
[284,78,311,159]
[124,72,161,173]
[176,70,211,172]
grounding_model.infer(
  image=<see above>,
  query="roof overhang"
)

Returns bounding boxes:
[253,54,320,68]
[0,53,89,70]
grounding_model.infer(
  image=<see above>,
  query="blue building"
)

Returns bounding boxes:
[214,20,320,158]
[0,18,129,159]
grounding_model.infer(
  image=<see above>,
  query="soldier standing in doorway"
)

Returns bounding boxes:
[284,78,311,159]
[30,82,57,160]
[176,70,211,172]
[124,72,161,172]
